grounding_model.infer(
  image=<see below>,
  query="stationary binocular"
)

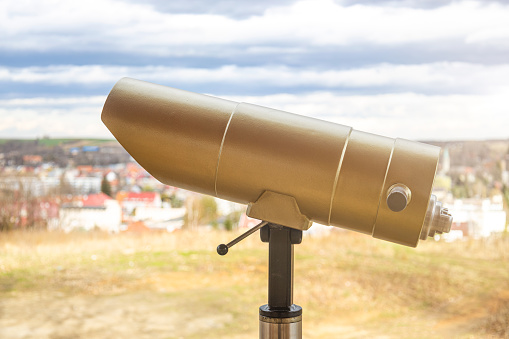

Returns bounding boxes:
[102,78,452,247]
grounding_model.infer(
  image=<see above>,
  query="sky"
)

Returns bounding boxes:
[1,0,508,141]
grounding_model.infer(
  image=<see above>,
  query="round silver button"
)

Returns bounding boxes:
[386,184,411,212]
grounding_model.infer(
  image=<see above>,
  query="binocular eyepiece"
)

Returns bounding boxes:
[101,77,452,247]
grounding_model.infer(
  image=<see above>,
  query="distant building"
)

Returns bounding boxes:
[117,191,162,216]
[82,146,100,152]
[0,175,60,197]
[439,147,450,175]
[503,171,509,186]
[502,159,509,186]
[135,207,186,228]
[239,214,262,229]
[444,197,506,240]
[70,147,80,155]
[59,193,121,232]
[70,176,102,194]
[115,191,186,230]
[23,155,42,166]
[76,165,93,174]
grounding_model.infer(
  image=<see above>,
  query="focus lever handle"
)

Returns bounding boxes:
[217,221,268,255]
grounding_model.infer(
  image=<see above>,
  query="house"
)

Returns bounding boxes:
[444,197,506,240]
[117,191,162,217]
[23,155,42,166]
[116,191,186,230]
[59,193,121,233]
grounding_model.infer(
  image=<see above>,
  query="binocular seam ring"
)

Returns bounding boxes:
[214,102,240,197]
[372,138,397,229]
[327,128,352,226]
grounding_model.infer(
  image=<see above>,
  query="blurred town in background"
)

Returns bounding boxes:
[0,137,507,240]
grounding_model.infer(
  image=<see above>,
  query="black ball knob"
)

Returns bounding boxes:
[217,244,228,256]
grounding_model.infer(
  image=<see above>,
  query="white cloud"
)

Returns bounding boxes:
[222,92,509,141]
[0,92,507,140]
[1,0,508,141]
[1,63,508,95]
[0,96,106,107]
[1,0,508,54]
[0,96,110,138]
[466,26,509,45]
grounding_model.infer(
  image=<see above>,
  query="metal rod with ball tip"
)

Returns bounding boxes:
[217,221,303,339]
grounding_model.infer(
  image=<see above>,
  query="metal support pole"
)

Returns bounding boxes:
[259,224,303,339]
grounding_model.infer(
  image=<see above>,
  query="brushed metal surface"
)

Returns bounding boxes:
[259,317,302,339]
[215,102,351,227]
[101,77,235,196]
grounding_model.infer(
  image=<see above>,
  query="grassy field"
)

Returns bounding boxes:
[0,229,508,339]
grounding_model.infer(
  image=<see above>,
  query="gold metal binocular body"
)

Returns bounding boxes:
[102,78,451,247]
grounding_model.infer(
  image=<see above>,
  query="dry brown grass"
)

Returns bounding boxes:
[477,290,509,339]
[0,229,508,338]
